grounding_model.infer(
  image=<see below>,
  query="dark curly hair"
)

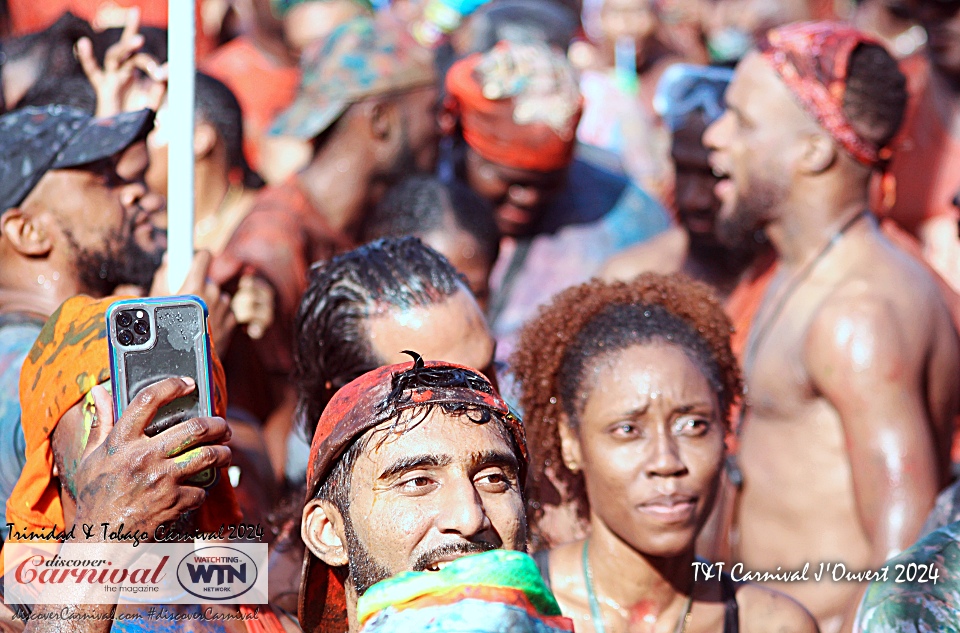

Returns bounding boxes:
[510,273,743,541]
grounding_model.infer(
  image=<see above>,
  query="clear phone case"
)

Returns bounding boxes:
[106,296,217,486]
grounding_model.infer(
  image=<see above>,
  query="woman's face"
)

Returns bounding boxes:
[564,343,725,557]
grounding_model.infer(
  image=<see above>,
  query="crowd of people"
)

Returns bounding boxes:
[0,0,959,631]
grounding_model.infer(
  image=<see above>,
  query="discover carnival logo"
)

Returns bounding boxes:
[176,546,258,601]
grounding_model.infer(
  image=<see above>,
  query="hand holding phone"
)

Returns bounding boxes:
[106,295,219,487]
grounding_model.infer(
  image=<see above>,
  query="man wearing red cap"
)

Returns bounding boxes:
[704,22,960,632]
[298,353,528,633]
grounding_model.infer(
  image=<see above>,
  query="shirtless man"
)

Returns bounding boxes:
[704,22,960,633]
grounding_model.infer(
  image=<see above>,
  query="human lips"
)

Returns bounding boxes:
[637,494,697,523]
[423,555,463,572]
[708,158,734,201]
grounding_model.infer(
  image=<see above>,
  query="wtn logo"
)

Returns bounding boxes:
[177,547,258,601]
[186,562,247,585]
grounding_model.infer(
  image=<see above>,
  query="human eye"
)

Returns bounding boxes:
[674,417,711,437]
[475,469,515,493]
[609,422,642,439]
[396,474,438,495]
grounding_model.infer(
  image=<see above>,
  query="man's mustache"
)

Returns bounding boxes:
[412,541,497,572]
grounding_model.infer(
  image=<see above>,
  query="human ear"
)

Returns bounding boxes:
[302,500,349,567]
[556,413,583,474]
[368,99,398,142]
[0,208,52,256]
[193,122,218,160]
[799,132,836,175]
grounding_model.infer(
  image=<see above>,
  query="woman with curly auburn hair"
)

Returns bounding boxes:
[511,273,815,633]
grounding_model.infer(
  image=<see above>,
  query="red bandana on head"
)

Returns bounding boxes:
[759,21,891,168]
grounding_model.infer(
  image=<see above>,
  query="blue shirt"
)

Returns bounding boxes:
[0,316,43,540]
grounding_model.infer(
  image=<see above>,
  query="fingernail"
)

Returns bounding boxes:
[181,376,196,388]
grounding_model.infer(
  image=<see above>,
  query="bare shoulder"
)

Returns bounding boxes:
[734,583,820,633]
[600,226,687,281]
[804,286,904,359]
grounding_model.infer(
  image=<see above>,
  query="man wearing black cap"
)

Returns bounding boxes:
[300,353,528,633]
[0,104,165,539]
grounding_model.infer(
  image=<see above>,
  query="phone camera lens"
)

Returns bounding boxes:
[117,329,134,346]
[133,320,149,336]
[117,312,133,328]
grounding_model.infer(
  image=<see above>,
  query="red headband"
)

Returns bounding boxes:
[445,50,583,173]
[759,21,891,167]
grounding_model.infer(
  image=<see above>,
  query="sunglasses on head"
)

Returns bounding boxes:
[654,64,734,132]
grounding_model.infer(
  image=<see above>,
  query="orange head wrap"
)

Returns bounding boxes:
[5,295,240,548]
[445,41,583,173]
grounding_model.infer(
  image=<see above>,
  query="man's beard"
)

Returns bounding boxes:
[64,227,164,296]
[341,510,393,598]
[716,176,787,250]
[341,510,497,598]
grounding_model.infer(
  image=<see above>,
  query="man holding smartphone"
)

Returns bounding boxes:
[1,296,301,632]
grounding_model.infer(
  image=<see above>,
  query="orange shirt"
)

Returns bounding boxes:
[200,37,300,172]
[881,59,960,236]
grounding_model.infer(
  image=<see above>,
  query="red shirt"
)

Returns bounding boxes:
[8,0,213,57]
[210,177,353,375]
[201,37,300,172]
[881,57,960,236]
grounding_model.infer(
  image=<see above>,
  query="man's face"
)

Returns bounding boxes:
[703,52,793,248]
[672,114,723,247]
[464,148,566,237]
[322,408,526,596]
[395,86,442,175]
[366,286,497,383]
[29,141,166,293]
[420,229,493,311]
[909,0,960,78]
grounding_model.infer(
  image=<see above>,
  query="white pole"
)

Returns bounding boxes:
[166,0,195,292]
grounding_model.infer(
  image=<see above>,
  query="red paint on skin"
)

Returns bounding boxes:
[628,601,659,628]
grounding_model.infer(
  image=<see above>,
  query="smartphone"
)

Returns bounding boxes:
[106,295,218,488]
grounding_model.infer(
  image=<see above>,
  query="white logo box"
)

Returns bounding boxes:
[3,542,268,605]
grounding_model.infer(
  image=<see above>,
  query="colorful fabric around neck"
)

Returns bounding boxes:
[357,550,574,632]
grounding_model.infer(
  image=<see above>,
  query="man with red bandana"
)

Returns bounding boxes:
[442,40,670,361]
[298,354,529,632]
[704,22,960,632]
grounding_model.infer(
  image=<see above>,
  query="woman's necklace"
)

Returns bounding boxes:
[582,539,694,633]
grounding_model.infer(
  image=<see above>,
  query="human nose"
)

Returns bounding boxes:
[125,184,164,216]
[702,112,728,152]
[645,427,687,478]
[507,185,541,209]
[435,477,491,538]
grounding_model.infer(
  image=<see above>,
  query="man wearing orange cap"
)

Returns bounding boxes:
[1,296,298,632]
[299,353,528,633]
[3,295,239,553]
[704,22,960,632]
[443,40,670,362]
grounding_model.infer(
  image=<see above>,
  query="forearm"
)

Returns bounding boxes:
[22,538,119,633]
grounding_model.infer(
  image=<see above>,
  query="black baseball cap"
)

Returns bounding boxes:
[0,105,154,212]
